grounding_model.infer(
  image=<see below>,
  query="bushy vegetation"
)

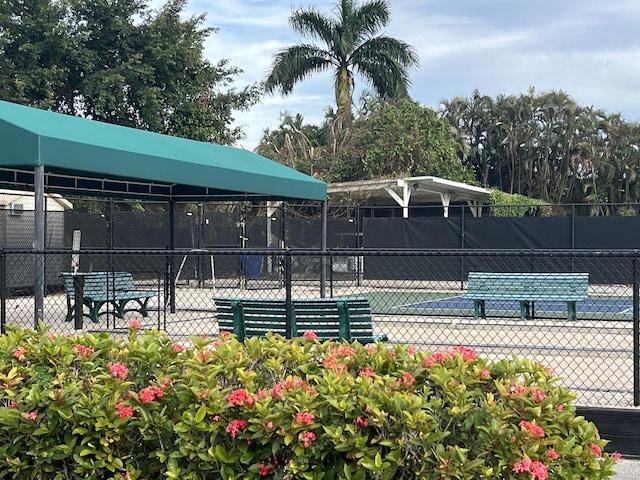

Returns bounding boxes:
[0,324,619,479]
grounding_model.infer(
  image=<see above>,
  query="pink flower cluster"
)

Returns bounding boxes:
[24,411,37,420]
[513,456,548,480]
[138,385,165,403]
[271,377,316,398]
[322,345,357,375]
[519,420,545,437]
[13,348,26,358]
[74,344,95,358]
[226,419,248,438]
[295,412,315,425]
[590,442,602,456]
[227,388,256,407]
[172,343,185,352]
[398,372,415,388]
[509,384,547,403]
[354,416,368,428]
[115,399,134,418]
[546,449,559,460]
[128,320,141,329]
[301,431,316,447]
[302,330,317,339]
[107,361,129,380]
[424,345,478,367]
[359,366,375,378]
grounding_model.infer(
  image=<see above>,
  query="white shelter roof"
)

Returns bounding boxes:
[327,176,490,217]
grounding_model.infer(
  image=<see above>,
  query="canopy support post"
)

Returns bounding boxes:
[34,165,45,328]
[320,200,328,297]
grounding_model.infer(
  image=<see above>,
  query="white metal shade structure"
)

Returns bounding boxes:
[327,176,491,217]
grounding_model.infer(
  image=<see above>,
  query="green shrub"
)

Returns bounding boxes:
[0,324,619,479]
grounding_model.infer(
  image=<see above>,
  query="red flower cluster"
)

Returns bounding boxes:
[302,330,317,339]
[172,343,185,352]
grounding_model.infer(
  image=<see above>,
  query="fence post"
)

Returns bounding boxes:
[0,250,5,335]
[73,275,84,330]
[284,249,293,339]
[634,251,639,406]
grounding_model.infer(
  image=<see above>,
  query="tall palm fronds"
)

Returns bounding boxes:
[264,0,418,121]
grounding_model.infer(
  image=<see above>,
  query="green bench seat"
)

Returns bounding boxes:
[213,296,388,344]
[461,272,589,321]
[62,271,157,324]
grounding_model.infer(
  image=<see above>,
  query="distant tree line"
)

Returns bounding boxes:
[441,88,640,206]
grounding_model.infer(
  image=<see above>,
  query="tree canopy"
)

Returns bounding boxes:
[0,0,260,144]
[257,98,475,185]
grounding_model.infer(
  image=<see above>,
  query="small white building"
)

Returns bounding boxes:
[0,189,73,248]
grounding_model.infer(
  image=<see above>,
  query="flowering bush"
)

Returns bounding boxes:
[0,324,619,479]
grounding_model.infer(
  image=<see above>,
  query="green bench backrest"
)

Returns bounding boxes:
[333,297,376,341]
[214,297,374,342]
[215,299,288,339]
[466,272,589,299]
[291,299,349,341]
[64,272,137,300]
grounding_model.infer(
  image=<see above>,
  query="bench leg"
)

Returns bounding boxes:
[473,300,485,319]
[519,301,531,320]
[567,301,577,321]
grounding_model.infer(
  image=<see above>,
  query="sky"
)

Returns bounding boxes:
[152,0,640,151]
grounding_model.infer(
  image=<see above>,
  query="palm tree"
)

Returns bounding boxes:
[264,0,418,121]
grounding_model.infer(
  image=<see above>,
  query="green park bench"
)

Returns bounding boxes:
[213,296,388,344]
[462,272,589,321]
[62,271,157,324]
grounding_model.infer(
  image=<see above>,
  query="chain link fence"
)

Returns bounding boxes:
[1,248,638,409]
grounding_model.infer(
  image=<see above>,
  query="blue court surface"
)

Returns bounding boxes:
[394,296,633,317]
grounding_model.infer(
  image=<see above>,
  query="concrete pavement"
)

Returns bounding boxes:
[613,457,640,479]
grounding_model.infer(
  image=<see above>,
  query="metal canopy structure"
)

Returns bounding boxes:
[327,176,491,217]
[0,100,328,324]
[0,100,326,202]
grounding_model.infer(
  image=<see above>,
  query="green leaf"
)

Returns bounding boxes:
[194,404,207,423]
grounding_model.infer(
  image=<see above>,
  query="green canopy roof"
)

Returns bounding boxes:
[0,100,326,202]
